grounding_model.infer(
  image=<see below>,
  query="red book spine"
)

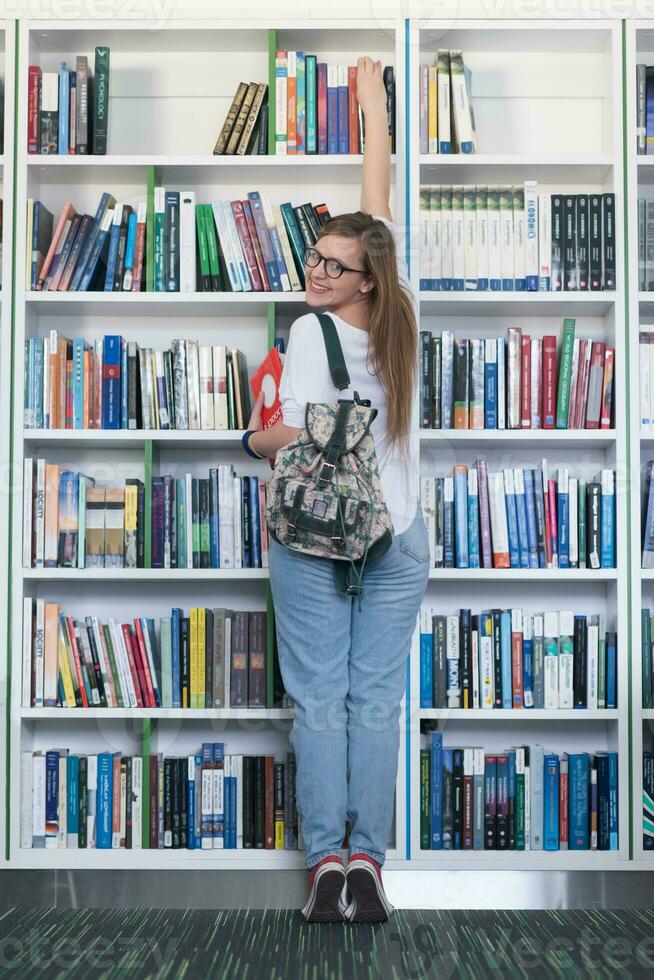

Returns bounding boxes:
[149,755,159,848]
[131,220,146,292]
[264,756,275,848]
[112,754,121,845]
[231,200,263,290]
[348,66,358,153]
[559,764,569,848]
[520,335,531,428]
[462,774,474,848]
[541,335,557,428]
[600,346,615,429]
[511,628,524,708]
[317,63,328,154]
[65,616,89,707]
[120,623,144,708]
[476,459,493,569]
[134,618,156,708]
[243,199,270,290]
[573,339,589,429]
[548,479,558,567]
[28,66,41,154]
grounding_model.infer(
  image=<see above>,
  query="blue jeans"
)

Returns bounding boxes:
[268,507,429,868]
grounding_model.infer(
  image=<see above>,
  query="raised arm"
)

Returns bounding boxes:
[357,56,392,221]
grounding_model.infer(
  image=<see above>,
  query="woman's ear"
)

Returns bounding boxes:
[360,277,374,294]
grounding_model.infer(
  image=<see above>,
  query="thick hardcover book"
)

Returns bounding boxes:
[602,193,616,289]
[576,194,589,290]
[92,47,110,154]
[589,194,603,290]
[563,194,577,290]
[484,756,497,849]
[551,194,564,291]
[40,73,58,154]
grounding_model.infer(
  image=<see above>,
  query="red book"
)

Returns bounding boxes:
[231,200,263,290]
[520,334,531,429]
[134,618,156,708]
[243,199,270,291]
[573,339,589,429]
[250,348,283,430]
[559,761,569,848]
[120,623,144,708]
[131,208,146,292]
[28,66,41,153]
[541,335,557,428]
[600,346,615,429]
[511,613,524,708]
[317,62,328,154]
[37,202,77,290]
[264,756,275,849]
[65,616,89,707]
[149,755,159,848]
[348,66,359,153]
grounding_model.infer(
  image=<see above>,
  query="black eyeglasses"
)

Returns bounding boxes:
[303,246,367,280]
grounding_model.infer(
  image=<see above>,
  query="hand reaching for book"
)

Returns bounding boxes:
[356,56,386,118]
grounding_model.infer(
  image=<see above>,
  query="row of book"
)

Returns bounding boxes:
[23,601,285,711]
[418,50,477,155]
[21,747,299,850]
[419,319,614,431]
[213,81,269,156]
[419,608,617,711]
[638,332,654,430]
[419,185,616,292]
[24,335,254,432]
[274,53,395,155]
[641,609,654,709]
[28,50,110,155]
[420,734,619,851]
[640,461,654,568]
[419,464,616,571]
[644,752,654,849]
[23,462,270,570]
[29,189,329,293]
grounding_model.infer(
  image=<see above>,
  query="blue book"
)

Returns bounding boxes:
[223,760,232,849]
[33,337,44,428]
[72,337,86,429]
[608,751,619,851]
[249,476,261,568]
[123,211,137,286]
[558,476,570,568]
[230,763,237,848]
[606,632,617,708]
[187,757,196,849]
[503,471,520,568]
[58,471,79,568]
[78,207,113,290]
[45,750,59,846]
[31,202,54,290]
[213,743,225,848]
[543,754,560,850]
[467,471,480,568]
[327,69,338,153]
[120,339,128,429]
[430,732,443,849]
[26,338,34,428]
[306,55,317,153]
[247,193,282,291]
[261,207,290,290]
[96,752,113,849]
[337,69,348,153]
[171,607,182,708]
[569,752,590,850]
[484,345,498,429]
[595,753,610,850]
[523,469,539,568]
[176,479,187,570]
[599,471,615,568]
[513,470,530,568]
[420,611,433,709]
[102,335,122,429]
[443,478,454,567]
[523,626,534,708]
[296,52,306,153]
[70,191,115,291]
[67,755,79,845]
[58,62,69,154]
[103,209,121,290]
[209,469,219,569]
[454,468,469,567]
[500,611,512,709]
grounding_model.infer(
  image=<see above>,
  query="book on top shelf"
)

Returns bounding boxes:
[419,49,476,155]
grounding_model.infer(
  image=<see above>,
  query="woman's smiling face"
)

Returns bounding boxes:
[304,234,372,308]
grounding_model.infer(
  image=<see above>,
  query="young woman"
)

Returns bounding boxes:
[242,57,428,923]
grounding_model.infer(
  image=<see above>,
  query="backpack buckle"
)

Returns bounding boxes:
[346,583,362,596]
[332,535,346,552]
[317,461,336,487]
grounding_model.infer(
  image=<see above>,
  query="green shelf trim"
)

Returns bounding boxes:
[621,19,634,861]
[145,165,156,292]
[267,301,275,349]
[268,30,276,157]
[5,19,19,862]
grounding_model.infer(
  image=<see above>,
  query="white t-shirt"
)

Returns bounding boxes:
[279,217,419,535]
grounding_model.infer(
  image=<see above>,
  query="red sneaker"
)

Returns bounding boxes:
[343,853,394,923]
[301,855,347,923]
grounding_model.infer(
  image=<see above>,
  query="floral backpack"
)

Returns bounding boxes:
[265,312,394,597]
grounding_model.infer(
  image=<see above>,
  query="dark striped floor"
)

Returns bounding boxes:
[1,907,654,978]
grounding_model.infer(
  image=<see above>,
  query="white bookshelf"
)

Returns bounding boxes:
[408,19,629,868]
[626,21,654,863]
[7,17,407,869]
[0,19,15,867]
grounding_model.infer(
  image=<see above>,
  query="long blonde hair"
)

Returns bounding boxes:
[318,211,417,447]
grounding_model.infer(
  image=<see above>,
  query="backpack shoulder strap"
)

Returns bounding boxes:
[316,312,350,392]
